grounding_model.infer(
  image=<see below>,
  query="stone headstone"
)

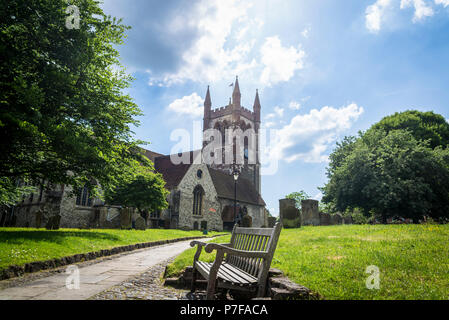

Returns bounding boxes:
[301,199,320,226]
[242,214,252,227]
[98,207,108,228]
[343,215,353,225]
[267,216,277,228]
[330,213,343,225]
[279,198,301,228]
[120,208,132,229]
[45,214,61,230]
[319,212,331,226]
[35,209,43,228]
[135,216,146,230]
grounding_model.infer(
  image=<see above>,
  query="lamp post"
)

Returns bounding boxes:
[232,161,241,225]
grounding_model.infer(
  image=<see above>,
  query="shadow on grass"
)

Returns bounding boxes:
[0,230,120,244]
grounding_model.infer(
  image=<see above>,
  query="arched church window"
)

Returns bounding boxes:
[192,185,204,216]
[76,184,93,207]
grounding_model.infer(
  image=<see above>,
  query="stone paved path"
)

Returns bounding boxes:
[89,257,189,300]
[0,239,202,300]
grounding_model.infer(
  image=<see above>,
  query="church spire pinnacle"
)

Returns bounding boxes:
[204,85,211,109]
[253,89,261,123]
[203,85,211,131]
[253,89,260,110]
[232,76,241,107]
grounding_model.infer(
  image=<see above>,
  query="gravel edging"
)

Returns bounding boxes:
[0,234,226,281]
[89,257,189,300]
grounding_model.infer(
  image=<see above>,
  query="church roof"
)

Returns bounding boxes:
[142,148,265,207]
[152,150,200,189]
[141,149,164,162]
[207,167,265,206]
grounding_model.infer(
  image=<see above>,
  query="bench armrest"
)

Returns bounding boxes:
[190,240,207,247]
[204,243,268,258]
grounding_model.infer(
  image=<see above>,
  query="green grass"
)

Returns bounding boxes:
[165,224,449,300]
[0,227,224,270]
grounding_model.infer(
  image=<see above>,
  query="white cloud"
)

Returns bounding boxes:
[260,36,305,86]
[435,0,449,7]
[167,93,204,117]
[264,121,276,128]
[401,0,434,21]
[274,106,284,117]
[365,0,392,33]
[269,103,364,163]
[150,0,260,86]
[301,27,311,38]
[265,106,284,120]
[289,101,301,110]
[366,0,449,32]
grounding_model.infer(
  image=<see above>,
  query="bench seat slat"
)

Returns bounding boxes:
[195,261,258,285]
[221,262,258,284]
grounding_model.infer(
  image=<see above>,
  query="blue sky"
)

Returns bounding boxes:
[101,0,449,216]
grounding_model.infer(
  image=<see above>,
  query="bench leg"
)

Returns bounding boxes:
[190,267,198,293]
[206,278,217,300]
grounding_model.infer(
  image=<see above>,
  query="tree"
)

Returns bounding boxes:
[105,168,169,215]
[368,110,449,149]
[322,129,449,223]
[285,190,310,210]
[0,0,146,202]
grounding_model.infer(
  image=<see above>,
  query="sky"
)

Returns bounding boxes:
[101,0,449,217]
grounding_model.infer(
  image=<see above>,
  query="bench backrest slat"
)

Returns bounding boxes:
[226,223,282,280]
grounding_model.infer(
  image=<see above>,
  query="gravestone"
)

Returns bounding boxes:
[135,216,146,230]
[242,214,252,227]
[98,207,108,228]
[35,209,43,228]
[319,212,331,226]
[301,199,320,226]
[120,208,133,229]
[267,216,277,228]
[330,213,343,225]
[343,215,353,225]
[279,198,301,228]
[45,214,61,230]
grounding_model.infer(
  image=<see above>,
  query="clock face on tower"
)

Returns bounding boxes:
[197,169,203,179]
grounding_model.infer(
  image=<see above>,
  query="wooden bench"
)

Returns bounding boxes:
[190,223,281,300]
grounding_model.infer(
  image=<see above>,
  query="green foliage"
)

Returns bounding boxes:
[322,110,449,222]
[368,110,449,149]
[105,166,169,213]
[0,177,36,206]
[285,190,310,209]
[166,225,449,300]
[0,0,148,202]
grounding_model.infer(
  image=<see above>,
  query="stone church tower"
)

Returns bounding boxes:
[202,76,261,194]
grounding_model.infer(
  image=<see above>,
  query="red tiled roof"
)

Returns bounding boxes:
[142,149,265,207]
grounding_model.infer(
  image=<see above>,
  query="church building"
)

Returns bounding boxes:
[147,77,267,231]
[4,78,267,231]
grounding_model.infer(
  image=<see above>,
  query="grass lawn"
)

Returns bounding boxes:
[0,228,224,270]
[164,224,449,300]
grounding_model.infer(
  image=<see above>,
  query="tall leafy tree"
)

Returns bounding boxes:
[105,167,169,216]
[285,190,310,210]
[322,129,449,223]
[0,0,149,202]
[368,110,449,149]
